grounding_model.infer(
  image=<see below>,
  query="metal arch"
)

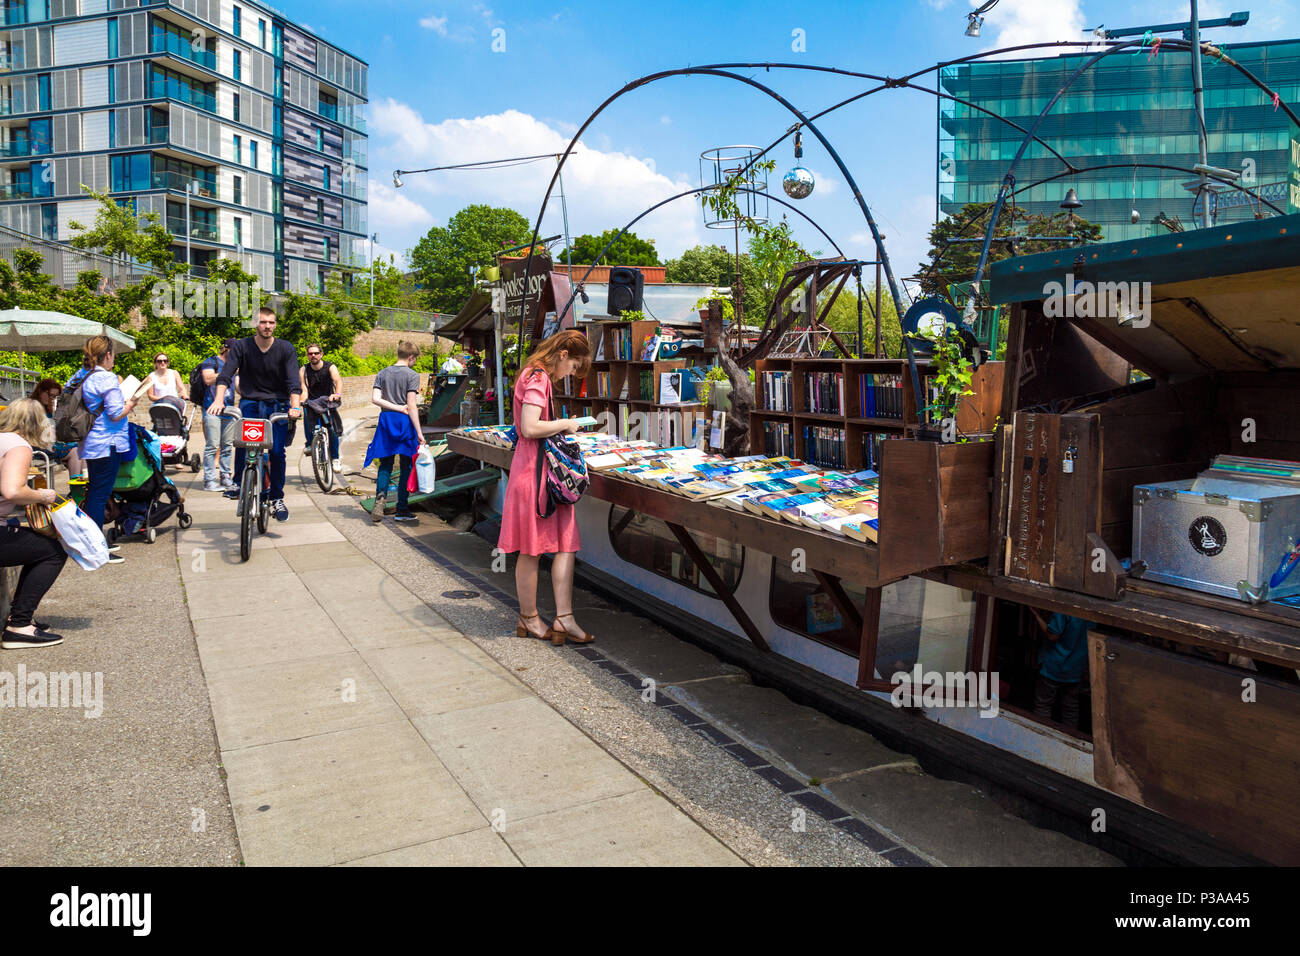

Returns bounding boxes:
[553,185,846,331]
[969,36,1300,289]
[514,66,907,369]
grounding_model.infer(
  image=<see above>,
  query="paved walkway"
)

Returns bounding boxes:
[172,438,742,866]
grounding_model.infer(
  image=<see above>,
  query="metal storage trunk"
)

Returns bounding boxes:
[1133,471,1300,601]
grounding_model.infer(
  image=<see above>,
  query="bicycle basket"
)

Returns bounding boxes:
[234,418,274,449]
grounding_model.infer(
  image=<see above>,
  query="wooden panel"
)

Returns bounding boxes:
[877,439,940,581]
[936,441,994,565]
[1091,632,1300,865]
[1006,412,1060,583]
[957,361,1004,435]
[1053,414,1100,593]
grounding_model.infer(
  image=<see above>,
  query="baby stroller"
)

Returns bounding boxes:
[104,425,193,544]
[149,397,201,473]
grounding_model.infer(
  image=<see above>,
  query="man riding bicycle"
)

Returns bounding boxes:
[300,342,343,474]
[208,305,302,521]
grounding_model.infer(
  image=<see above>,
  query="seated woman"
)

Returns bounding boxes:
[0,398,68,649]
[30,378,85,479]
[144,352,186,414]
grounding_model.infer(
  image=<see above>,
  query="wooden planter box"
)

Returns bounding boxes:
[877,439,995,581]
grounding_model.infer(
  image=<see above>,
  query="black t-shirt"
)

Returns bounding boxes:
[216,337,301,402]
[303,361,336,400]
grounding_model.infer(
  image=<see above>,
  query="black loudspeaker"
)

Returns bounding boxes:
[606,267,645,315]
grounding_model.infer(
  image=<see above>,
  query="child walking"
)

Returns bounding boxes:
[365,341,425,522]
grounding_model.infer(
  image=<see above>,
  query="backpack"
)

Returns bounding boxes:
[189,361,210,405]
[53,370,97,444]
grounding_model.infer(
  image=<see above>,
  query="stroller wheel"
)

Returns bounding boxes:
[146,526,157,544]
[106,527,118,544]
[178,512,193,529]
[190,453,201,473]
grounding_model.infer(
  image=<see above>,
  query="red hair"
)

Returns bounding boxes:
[521,328,590,381]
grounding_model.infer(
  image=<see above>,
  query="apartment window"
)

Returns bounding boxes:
[232,5,241,37]
[272,188,281,214]
[259,19,266,48]
[317,266,326,294]
[322,165,329,191]
[315,127,323,151]
[232,134,241,165]
[249,140,257,168]
[40,203,56,241]
[151,20,215,69]
[274,221,282,253]
[232,175,242,205]
[108,109,115,148]
[273,104,282,136]
[316,197,323,223]
[232,49,241,81]
[272,143,281,176]
[110,152,150,192]
[323,236,331,261]
[149,65,216,113]
[232,92,240,122]
[273,65,282,98]
[107,66,114,103]
[318,90,337,121]
[37,72,50,111]
[233,217,242,246]
[272,22,282,58]
[108,17,118,58]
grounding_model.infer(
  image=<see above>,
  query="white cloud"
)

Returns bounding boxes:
[979,0,1087,58]
[367,101,704,261]
[805,168,836,196]
[419,14,448,36]
[659,115,671,125]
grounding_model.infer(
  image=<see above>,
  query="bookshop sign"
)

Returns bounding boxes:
[1290,124,1300,214]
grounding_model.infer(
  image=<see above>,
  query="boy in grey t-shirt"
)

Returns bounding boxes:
[364,342,426,522]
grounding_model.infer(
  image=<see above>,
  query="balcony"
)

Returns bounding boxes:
[153,169,218,199]
[0,140,48,158]
[166,217,220,242]
[0,54,23,71]
[149,79,217,115]
[150,31,217,71]
[148,124,170,145]
[0,182,35,200]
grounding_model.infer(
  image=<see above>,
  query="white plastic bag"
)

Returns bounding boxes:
[415,445,437,494]
[50,498,110,570]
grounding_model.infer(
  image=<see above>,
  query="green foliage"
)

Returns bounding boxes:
[820,285,902,357]
[562,229,659,266]
[326,346,445,378]
[67,186,178,273]
[918,201,1104,298]
[619,309,644,323]
[408,204,533,313]
[693,294,735,322]
[923,325,975,421]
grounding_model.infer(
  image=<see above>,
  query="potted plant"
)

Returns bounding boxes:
[915,326,974,442]
[698,365,731,408]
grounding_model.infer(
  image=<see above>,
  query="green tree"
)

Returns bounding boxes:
[820,285,902,358]
[662,244,762,326]
[744,219,813,326]
[67,187,178,275]
[408,204,532,313]
[918,201,1104,298]
[563,229,659,266]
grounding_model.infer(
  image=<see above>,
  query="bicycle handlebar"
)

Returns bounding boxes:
[220,408,293,423]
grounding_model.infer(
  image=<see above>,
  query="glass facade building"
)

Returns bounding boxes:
[938,39,1300,240]
[0,0,368,291]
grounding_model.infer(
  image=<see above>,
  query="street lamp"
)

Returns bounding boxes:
[185,180,199,272]
[369,232,377,306]
[965,1,1000,37]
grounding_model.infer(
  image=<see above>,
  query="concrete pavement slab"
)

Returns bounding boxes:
[342,622,466,652]
[278,541,374,573]
[193,606,354,674]
[338,827,521,866]
[206,651,403,750]
[183,569,320,621]
[824,766,1122,867]
[222,721,486,866]
[360,641,533,718]
[412,696,645,823]
[179,544,293,583]
[666,676,913,781]
[500,789,743,867]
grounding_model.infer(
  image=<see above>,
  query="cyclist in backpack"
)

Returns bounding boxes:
[65,335,135,563]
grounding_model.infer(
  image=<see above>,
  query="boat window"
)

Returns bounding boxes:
[608,506,743,597]
[876,579,978,678]
[769,561,865,655]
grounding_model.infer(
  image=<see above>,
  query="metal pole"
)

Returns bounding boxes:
[854,264,864,358]
[369,232,376,306]
[185,181,193,272]
[1189,0,1210,228]
[556,159,573,289]
[494,304,505,425]
[874,259,882,358]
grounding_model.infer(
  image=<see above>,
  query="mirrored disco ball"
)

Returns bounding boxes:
[782,166,815,199]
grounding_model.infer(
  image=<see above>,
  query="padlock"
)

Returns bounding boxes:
[1062,459,1074,474]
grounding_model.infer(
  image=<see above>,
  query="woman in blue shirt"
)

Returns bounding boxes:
[67,336,135,555]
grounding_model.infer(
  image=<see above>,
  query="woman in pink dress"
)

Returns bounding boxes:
[498,329,593,645]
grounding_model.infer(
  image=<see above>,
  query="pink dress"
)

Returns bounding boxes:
[497,367,581,556]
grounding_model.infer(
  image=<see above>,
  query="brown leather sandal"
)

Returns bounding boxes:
[516,611,549,640]
[548,612,594,645]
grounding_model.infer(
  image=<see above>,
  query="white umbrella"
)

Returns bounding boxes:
[0,307,137,395]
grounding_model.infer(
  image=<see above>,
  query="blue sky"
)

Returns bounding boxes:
[286,0,1298,296]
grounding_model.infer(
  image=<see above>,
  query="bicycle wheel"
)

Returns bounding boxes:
[311,428,333,492]
[239,465,257,562]
[257,453,270,534]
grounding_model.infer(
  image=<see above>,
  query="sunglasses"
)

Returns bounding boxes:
[308,351,321,357]
[155,359,169,364]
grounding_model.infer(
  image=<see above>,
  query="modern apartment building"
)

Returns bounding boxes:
[938,39,1300,241]
[0,0,367,293]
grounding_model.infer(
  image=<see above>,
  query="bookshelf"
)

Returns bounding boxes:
[553,318,710,442]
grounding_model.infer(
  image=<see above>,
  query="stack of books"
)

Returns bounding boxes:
[804,370,845,415]
[860,373,904,420]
